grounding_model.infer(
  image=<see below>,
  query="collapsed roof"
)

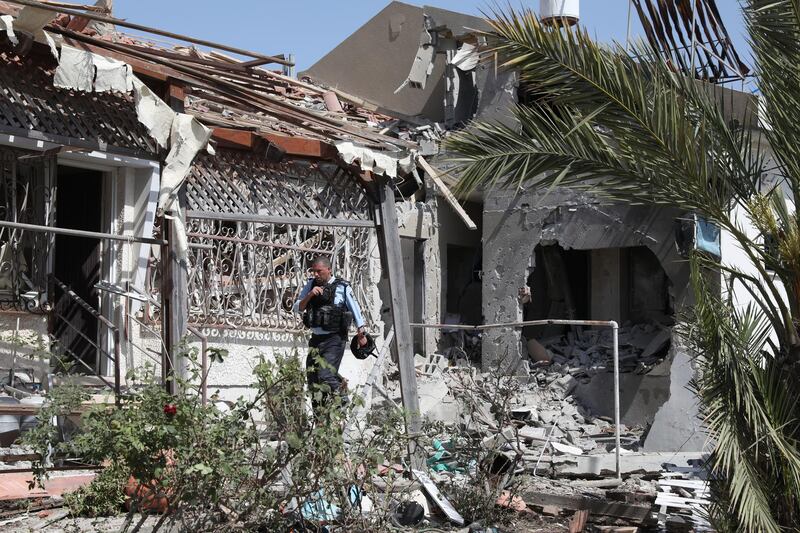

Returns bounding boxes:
[0,0,419,180]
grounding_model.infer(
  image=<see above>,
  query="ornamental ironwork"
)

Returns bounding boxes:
[185,218,372,330]
[141,150,376,332]
[0,146,55,312]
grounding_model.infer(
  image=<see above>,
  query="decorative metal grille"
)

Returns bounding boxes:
[142,150,376,331]
[0,146,55,312]
[185,219,372,330]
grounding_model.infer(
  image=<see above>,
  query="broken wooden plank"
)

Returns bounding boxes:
[523,491,651,522]
[377,178,423,468]
[657,479,709,490]
[412,469,465,526]
[416,155,477,231]
[569,509,589,532]
[212,127,257,150]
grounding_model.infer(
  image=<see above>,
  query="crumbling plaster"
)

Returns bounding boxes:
[482,186,690,368]
[482,186,707,452]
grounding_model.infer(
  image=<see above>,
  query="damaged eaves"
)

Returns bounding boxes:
[0,0,420,164]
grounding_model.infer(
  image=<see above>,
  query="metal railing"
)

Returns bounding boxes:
[410,319,622,479]
[50,275,121,406]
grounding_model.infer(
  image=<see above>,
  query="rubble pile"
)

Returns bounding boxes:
[414,371,645,469]
[395,350,649,468]
[539,322,672,375]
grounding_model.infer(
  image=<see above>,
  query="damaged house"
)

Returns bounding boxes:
[301,0,765,455]
[0,0,435,430]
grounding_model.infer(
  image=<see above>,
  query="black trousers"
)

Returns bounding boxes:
[307,332,346,400]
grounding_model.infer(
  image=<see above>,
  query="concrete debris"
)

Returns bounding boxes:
[655,462,712,530]
[539,322,672,375]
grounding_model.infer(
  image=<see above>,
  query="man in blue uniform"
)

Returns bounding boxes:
[294,256,367,405]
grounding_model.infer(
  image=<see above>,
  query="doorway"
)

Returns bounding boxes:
[51,165,103,372]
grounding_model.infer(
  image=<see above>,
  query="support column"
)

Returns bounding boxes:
[160,213,187,394]
[376,177,423,468]
[161,83,188,394]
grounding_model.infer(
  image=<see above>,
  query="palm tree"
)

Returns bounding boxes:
[447,2,800,531]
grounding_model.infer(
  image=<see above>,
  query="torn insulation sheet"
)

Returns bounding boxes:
[159,114,212,212]
[54,45,94,92]
[335,141,413,179]
[163,210,189,262]
[132,77,174,149]
[54,44,134,93]
[451,42,479,71]
[94,54,133,93]
[40,30,58,59]
[0,15,17,46]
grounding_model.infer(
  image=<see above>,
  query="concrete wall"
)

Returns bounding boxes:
[482,187,689,369]
[397,194,482,355]
[482,186,708,451]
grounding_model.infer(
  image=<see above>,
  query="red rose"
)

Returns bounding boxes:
[163,404,177,416]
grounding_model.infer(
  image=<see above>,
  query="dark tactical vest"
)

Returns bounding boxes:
[302,279,354,334]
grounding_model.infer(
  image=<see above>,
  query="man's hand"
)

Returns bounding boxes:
[299,284,325,312]
[310,286,324,297]
[357,327,368,347]
[518,286,531,305]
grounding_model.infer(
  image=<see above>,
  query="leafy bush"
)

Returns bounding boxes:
[24,348,411,532]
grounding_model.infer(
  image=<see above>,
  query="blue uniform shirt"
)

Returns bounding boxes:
[293,276,366,335]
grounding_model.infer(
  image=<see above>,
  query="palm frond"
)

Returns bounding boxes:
[746,0,800,207]
[688,261,800,532]
[448,8,763,221]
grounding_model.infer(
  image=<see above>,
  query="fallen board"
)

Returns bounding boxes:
[412,469,465,526]
[523,491,651,522]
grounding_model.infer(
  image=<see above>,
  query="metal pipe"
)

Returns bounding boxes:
[113,329,121,407]
[410,319,622,330]
[3,0,293,66]
[0,220,165,245]
[186,209,376,229]
[187,325,208,406]
[612,321,621,480]
[186,232,334,255]
[625,0,633,52]
[409,318,623,479]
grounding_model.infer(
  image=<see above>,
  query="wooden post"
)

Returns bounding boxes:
[160,214,187,395]
[376,177,424,468]
[160,83,188,394]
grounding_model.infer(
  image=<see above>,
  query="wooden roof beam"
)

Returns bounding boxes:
[260,133,337,160]
[212,128,257,150]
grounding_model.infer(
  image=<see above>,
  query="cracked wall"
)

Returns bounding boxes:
[483,186,707,451]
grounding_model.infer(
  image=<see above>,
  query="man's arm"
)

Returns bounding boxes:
[293,280,315,313]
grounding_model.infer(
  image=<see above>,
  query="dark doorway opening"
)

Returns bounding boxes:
[51,166,103,372]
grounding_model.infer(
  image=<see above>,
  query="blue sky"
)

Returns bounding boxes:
[115,1,752,73]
